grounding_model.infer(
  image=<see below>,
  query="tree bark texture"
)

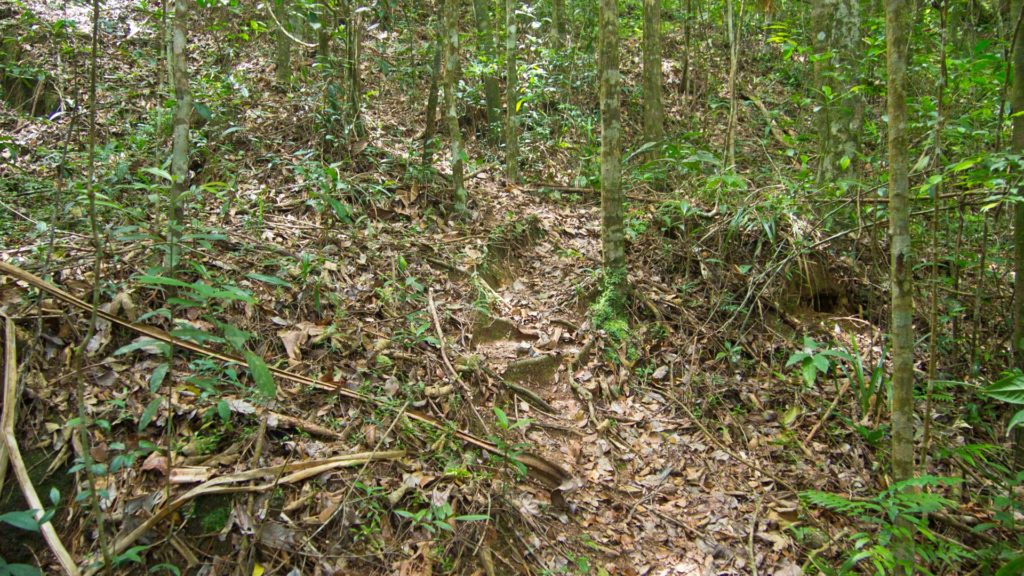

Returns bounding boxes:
[599,0,625,283]
[505,0,519,183]
[171,0,191,260]
[811,0,861,182]
[642,0,665,144]
[444,0,467,211]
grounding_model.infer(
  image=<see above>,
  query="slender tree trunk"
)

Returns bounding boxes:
[811,0,861,182]
[422,30,443,167]
[886,0,914,571]
[552,0,567,50]
[681,0,691,97]
[642,0,665,145]
[924,0,948,468]
[1010,0,1024,467]
[472,0,502,142]
[444,0,467,212]
[506,0,519,183]
[599,0,625,289]
[275,0,291,84]
[725,0,740,168]
[171,0,191,268]
[1012,0,1024,364]
[318,2,333,61]
[348,2,364,136]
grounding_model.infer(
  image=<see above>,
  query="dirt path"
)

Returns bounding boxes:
[447,179,804,575]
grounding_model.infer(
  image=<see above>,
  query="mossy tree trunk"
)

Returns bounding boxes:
[885,0,915,570]
[642,0,664,145]
[599,0,625,291]
[505,0,519,183]
[444,0,468,212]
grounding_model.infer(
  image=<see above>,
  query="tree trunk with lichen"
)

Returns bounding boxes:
[599,0,624,291]
[505,0,519,183]
[348,2,364,136]
[642,0,664,146]
[170,0,191,268]
[886,0,914,571]
[274,0,291,84]
[811,0,861,182]
[444,0,467,212]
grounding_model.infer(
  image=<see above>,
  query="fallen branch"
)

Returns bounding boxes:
[83,450,405,576]
[0,261,571,488]
[1,315,81,576]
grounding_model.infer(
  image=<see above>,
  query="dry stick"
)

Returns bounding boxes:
[264,1,317,47]
[748,494,764,576]
[427,288,488,432]
[1,317,81,576]
[0,261,571,488]
[803,378,852,448]
[303,402,409,545]
[80,450,405,576]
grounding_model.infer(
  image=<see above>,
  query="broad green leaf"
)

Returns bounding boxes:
[114,338,171,357]
[217,399,231,423]
[6,563,43,576]
[985,371,1024,404]
[193,101,212,120]
[802,362,818,387]
[494,407,509,429]
[454,514,490,522]
[139,397,163,432]
[137,275,194,289]
[244,351,277,399]
[141,167,173,182]
[150,363,169,392]
[222,324,251,351]
[246,273,293,289]
[0,510,42,532]
[170,327,225,346]
[1008,409,1024,433]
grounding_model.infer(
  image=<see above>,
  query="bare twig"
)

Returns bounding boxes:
[804,378,852,446]
[1,316,81,576]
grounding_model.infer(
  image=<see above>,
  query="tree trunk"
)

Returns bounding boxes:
[811,0,861,182]
[725,0,740,167]
[318,2,333,61]
[552,0,567,50]
[275,0,291,84]
[472,0,502,142]
[505,0,519,183]
[642,0,665,145]
[170,0,191,268]
[422,30,443,167]
[885,0,914,571]
[444,0,467,212]
[348,2,364,136]
[681,0,691,97]
[1011,0,1024,467]
[599,0,625,289]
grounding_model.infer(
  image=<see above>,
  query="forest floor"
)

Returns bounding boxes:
[0,1,923,575]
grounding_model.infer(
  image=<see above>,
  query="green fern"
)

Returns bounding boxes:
[801,491,878,516]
